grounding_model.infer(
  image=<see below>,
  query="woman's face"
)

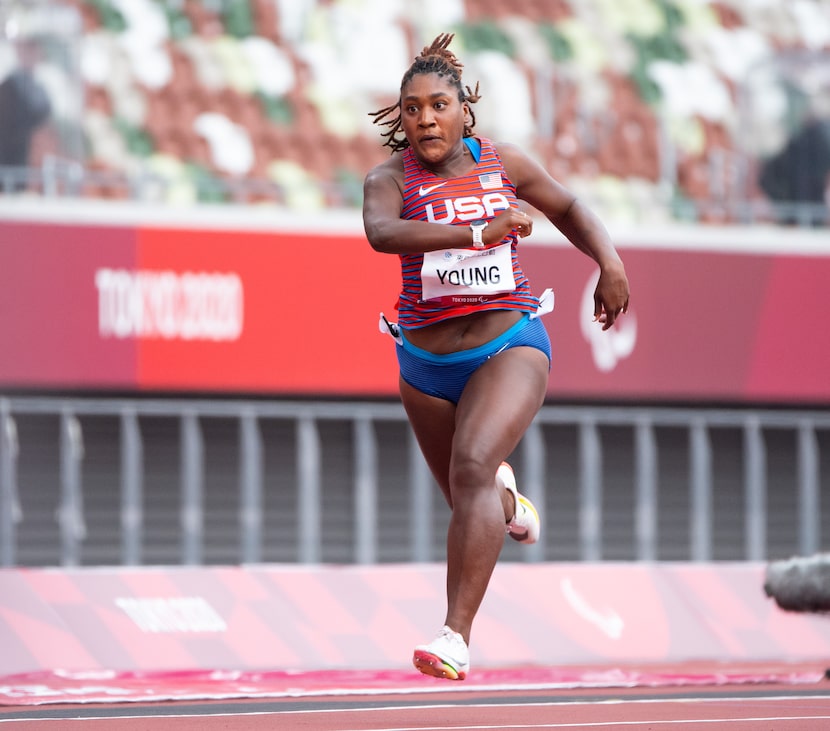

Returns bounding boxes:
[400,72,469,168]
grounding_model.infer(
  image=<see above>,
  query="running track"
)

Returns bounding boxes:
[2,665,829,730]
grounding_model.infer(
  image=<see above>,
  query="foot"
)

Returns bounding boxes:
[413,625,469,680]
[498,462,540,544]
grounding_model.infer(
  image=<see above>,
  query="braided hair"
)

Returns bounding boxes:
[369,33,481,153]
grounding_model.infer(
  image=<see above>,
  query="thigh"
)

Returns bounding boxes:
[399,374,457,506]
[452,346,550,473]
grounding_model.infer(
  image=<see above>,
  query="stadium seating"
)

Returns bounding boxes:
[6,0,830,223]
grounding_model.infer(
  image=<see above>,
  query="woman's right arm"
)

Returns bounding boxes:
[363,162,484,255]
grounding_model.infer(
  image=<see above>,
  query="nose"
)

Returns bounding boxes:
[418,108,436,127]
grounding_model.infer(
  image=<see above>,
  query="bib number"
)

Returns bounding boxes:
[420,243,516,303]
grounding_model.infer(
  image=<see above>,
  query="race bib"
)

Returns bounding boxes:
[420,243,516,303]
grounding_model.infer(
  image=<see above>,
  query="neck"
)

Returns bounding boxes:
[417,142,474,178]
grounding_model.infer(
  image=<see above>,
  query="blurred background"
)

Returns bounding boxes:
[1,0,829,222]
[1,0,829,571]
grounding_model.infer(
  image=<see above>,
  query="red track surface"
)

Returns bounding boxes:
[2,663,828,730]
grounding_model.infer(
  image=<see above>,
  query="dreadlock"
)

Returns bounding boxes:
[369,33,481,153]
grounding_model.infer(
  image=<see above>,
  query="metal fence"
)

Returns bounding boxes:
[1,396,828,568]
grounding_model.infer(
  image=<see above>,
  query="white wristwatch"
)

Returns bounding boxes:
[470,219,488,248]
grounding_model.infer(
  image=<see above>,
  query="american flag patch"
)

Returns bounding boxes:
[478,172,502,190]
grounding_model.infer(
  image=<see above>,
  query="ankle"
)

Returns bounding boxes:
[503,488,516,523]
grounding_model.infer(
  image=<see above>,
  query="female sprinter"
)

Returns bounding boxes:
[362,33,630,680]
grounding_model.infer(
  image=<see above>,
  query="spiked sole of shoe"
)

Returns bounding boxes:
[413,650,466,680]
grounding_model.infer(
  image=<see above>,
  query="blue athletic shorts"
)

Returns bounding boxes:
[396,314,551,404]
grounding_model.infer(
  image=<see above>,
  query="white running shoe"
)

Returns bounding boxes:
[498,462,540,544]
[413,625,469,680]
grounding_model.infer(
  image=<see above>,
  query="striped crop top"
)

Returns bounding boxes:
[396,136,540,328]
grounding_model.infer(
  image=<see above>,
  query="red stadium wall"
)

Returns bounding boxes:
[1,211,829,404]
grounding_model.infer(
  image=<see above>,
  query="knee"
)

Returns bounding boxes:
[449,453,496,494]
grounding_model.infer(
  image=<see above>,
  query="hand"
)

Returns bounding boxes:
[593,261,630,331]
[484,208,533,245]
[512,208,533,239]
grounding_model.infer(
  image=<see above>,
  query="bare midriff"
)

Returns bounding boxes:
[403,308,524,355]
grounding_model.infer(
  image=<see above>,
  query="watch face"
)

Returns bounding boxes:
[470,218,486,248]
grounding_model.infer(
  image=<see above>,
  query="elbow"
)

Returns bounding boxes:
[367,235,389,254]
[549,196,579,228]
[371,241,397,255]
[365,233,388,254]
[364,223,397,254]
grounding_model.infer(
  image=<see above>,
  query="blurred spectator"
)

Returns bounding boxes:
[0,39,51,187]
[759,116,830,226]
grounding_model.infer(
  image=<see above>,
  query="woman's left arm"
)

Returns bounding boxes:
[499,143,630,330]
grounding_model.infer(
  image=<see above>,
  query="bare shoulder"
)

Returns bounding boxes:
[493,140,575,214]
[492,140,529,161]
[364,152,405,191]
[363,152,406,222]
[492,141,543,184]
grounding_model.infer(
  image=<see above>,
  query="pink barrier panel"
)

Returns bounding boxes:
[2,562,829,682]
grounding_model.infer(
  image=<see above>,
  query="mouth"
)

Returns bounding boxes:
[419,135,442,144]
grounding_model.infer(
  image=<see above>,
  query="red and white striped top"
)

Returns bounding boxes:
[396,137,540,328]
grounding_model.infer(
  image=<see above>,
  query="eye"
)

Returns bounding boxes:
[434,101,447,110]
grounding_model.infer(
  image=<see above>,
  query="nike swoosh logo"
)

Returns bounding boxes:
[419,182,448,196]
